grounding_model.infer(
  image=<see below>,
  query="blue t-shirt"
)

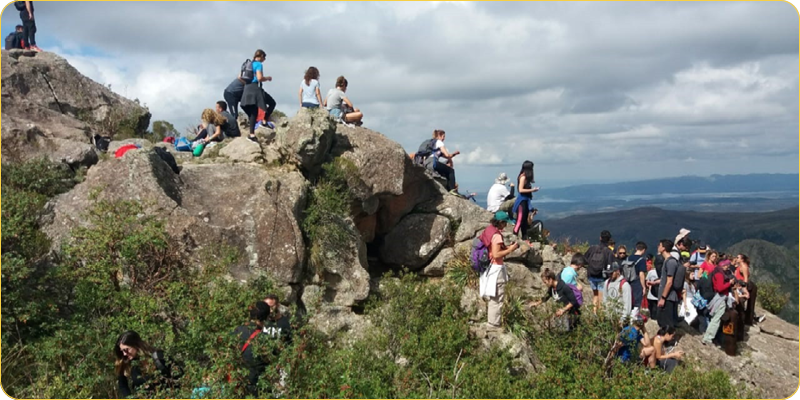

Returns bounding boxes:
[560,267,578,287]
[251,61,263,83]
[617,326,643,362]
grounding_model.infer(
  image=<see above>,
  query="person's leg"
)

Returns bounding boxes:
[344,111,363,123]
[224,91,238,121]
[434,163,455,191]
[21,16,31,49]
[590,277,603,314]
[735,302,745,341]
[263,91,277,121]
[745,282,757,325]
[703,305,725,343]
[698,308,709,333]
[631,281,643,316]
[28,19,36,47]
[242,105,258,136]
[487,275,506,327]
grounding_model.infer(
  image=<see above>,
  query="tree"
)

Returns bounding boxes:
[151,120,179,141]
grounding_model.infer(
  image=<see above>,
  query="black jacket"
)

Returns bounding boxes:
[117,350,175,398]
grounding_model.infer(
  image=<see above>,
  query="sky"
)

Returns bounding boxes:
[2,1,798,191]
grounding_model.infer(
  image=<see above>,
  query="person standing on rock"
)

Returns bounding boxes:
[584,230,616,314]
[15,1,40,52]
[734,253,763,325]
[241,49,277,142]
[603,263,632,324]
[657,239,684,329]
[299,66,323,109]
[478,211,519,329]
[215,101,241,138]
[486,172,515,212]
[512,160,539,239]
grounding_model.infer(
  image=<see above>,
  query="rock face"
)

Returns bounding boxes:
[379,213,451,270]
[311,217,370,307]
[275,107,335,178]
[1,50,150,166]
[43,150,308,285]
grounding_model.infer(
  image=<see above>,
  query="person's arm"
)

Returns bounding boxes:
[558,285,578,316]
[25,1,32,19]
[712,272,732,293]
[118,374,132,398]
[256,67,272,83]
[639,270,647,295]
[492,238,519,259]
[206,125,222,142]
[298,87,304,107]
[518,175,534,194]
[555,302,573,317]
[343,96,354,109]
[315,86,322,104]
[623,283,632,313]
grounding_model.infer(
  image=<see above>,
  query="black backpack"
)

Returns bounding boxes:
[413,138,438,166]
[585,244,611,278]
[5,32,17,50]
[240,59,254,83]
[14,1,26,11]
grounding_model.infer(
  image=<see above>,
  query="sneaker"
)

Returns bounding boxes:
[757,315,766,324]
[449,189,460,196]
[31,45,42,52]
[248,135,258,143]
[265,121,275,129]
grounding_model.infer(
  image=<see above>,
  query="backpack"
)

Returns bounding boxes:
[5,32,16,50]
[240,59,254,83]
[413,138,438,167]
[471,226,499,274]
[175,137,191,152]
[620,257,641,285]
[566,282,584,306]
[14,1,25,11]
[586,245,610,278]
[93,135,110,152]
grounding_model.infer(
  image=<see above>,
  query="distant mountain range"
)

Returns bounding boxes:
[547,207,799,323]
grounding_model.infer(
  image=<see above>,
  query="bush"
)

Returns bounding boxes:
[444,249,478,289]
[758,282,790,315]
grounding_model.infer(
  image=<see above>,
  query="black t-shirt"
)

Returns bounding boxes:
[585,244,615,279]
[262,315,292,344]
[219,111,240,138]
[543,280,581,315]
[233,324,268,368]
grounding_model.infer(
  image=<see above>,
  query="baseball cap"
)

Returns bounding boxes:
[494,211,515,224]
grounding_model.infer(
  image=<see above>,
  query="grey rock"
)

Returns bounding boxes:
[379,214,451,270]
[108,138,153,154]
[313,217,370,307]
[275,107,335,178]
[421,248,456,277]
[219,136,263,163]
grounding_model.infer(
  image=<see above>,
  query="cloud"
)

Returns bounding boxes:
[4,1,796,188]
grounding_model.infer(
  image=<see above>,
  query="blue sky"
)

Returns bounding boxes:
[2,1,798,191]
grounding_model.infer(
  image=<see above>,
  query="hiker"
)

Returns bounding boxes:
[560,253,586,291]
[653,326,683,372]
[215,101,241,138]
[429,129,458,192]
[531,268,582,331]
[700,250,719,275]
[15,1,40,52]
[299,66,323,108]
[735,254,763,325]
[603,263,632,324]
[693,263,715,334]
[478,211,519,329]
[452,183,477,201]
[261,295,292,394]
[324,76,363,125]
[617,315,654,365]
[4,25,23,50]
[263,293,290,319]
[584,230,616,314]
[486,172,515,212]
[689,242,708,280]
[512,160,539,238]
[702,259,735,345]
[223,78,244,120]
[115,331,178,398]
[233,301,271,397]
[241,49,277,142]
[624,242,648,317]
[657,239,684,329]
[195,109,226,144]
[645,253,661,321]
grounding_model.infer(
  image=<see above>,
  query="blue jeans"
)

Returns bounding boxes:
[589,277,605,292]
[302,102,319,108]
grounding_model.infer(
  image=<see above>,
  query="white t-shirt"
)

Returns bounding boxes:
[300,79,320,105]
[434,139,448,164]
[486,183,511,212]
[646,269,659,300]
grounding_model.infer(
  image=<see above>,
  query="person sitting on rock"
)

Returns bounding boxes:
[486,172,515,213]
[215,101,241,138]
[299,66,323,109]
[194,109,226,144]
[430,129,460,193]
[530,268,581,331]
[617,315,655,365]
[241,49,277,142]
[324,76,363,125]
[653,326,683,372]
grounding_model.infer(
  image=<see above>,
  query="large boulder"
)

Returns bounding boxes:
[421,248,455,277]
[219,137,264,163]
[379,213,451,269]
[1,50,150,165]
[108,138,153,154]
[43,150,309,285]
[310,217,370,307]
[376,160,446,235]
[275,107,335,178]
[415,193,493,227]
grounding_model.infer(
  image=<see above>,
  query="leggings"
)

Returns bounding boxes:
[223,90,240,120]
[514,202,529,238]
[242,105,259,135]
[744,281,757,325]
[20,13,35,47]
[262,91,277,122]
[433,162,456,191]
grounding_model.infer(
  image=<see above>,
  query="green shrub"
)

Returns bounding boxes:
[444,249,478,289]
[758,282,790,315]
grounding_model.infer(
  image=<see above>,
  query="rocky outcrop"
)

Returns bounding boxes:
[43,150,308,285]
[1,50,150,166]
[275,107,335,178]
[379,214,451,270]
[310,217,370,307]
[219,137,264,163]
[421,248,455,277]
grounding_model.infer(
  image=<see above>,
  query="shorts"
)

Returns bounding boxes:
[302,102,319,108]
[328,108,343,119]
[589,277,605,292]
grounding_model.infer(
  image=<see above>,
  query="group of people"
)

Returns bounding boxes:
[113,295,291,398]
[476,215,766,373]
[218,50,365,143]
[4,1,39,52]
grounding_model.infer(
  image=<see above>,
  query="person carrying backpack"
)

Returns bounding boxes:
[240,49,277,142]
[622,242,648,317]
[4,25,23,50]
[232,301,272,397]
[531,268,582,332]
[657,239,686,329]
[583,230,616,314]
[478,211,519,329]
[114,331,180,398]
[603,263,632,324]
[15,1,40,52]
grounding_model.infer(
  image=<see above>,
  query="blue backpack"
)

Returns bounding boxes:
[175,137,191,152]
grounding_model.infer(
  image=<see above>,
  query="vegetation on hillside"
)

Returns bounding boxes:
[1,159,746,398]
